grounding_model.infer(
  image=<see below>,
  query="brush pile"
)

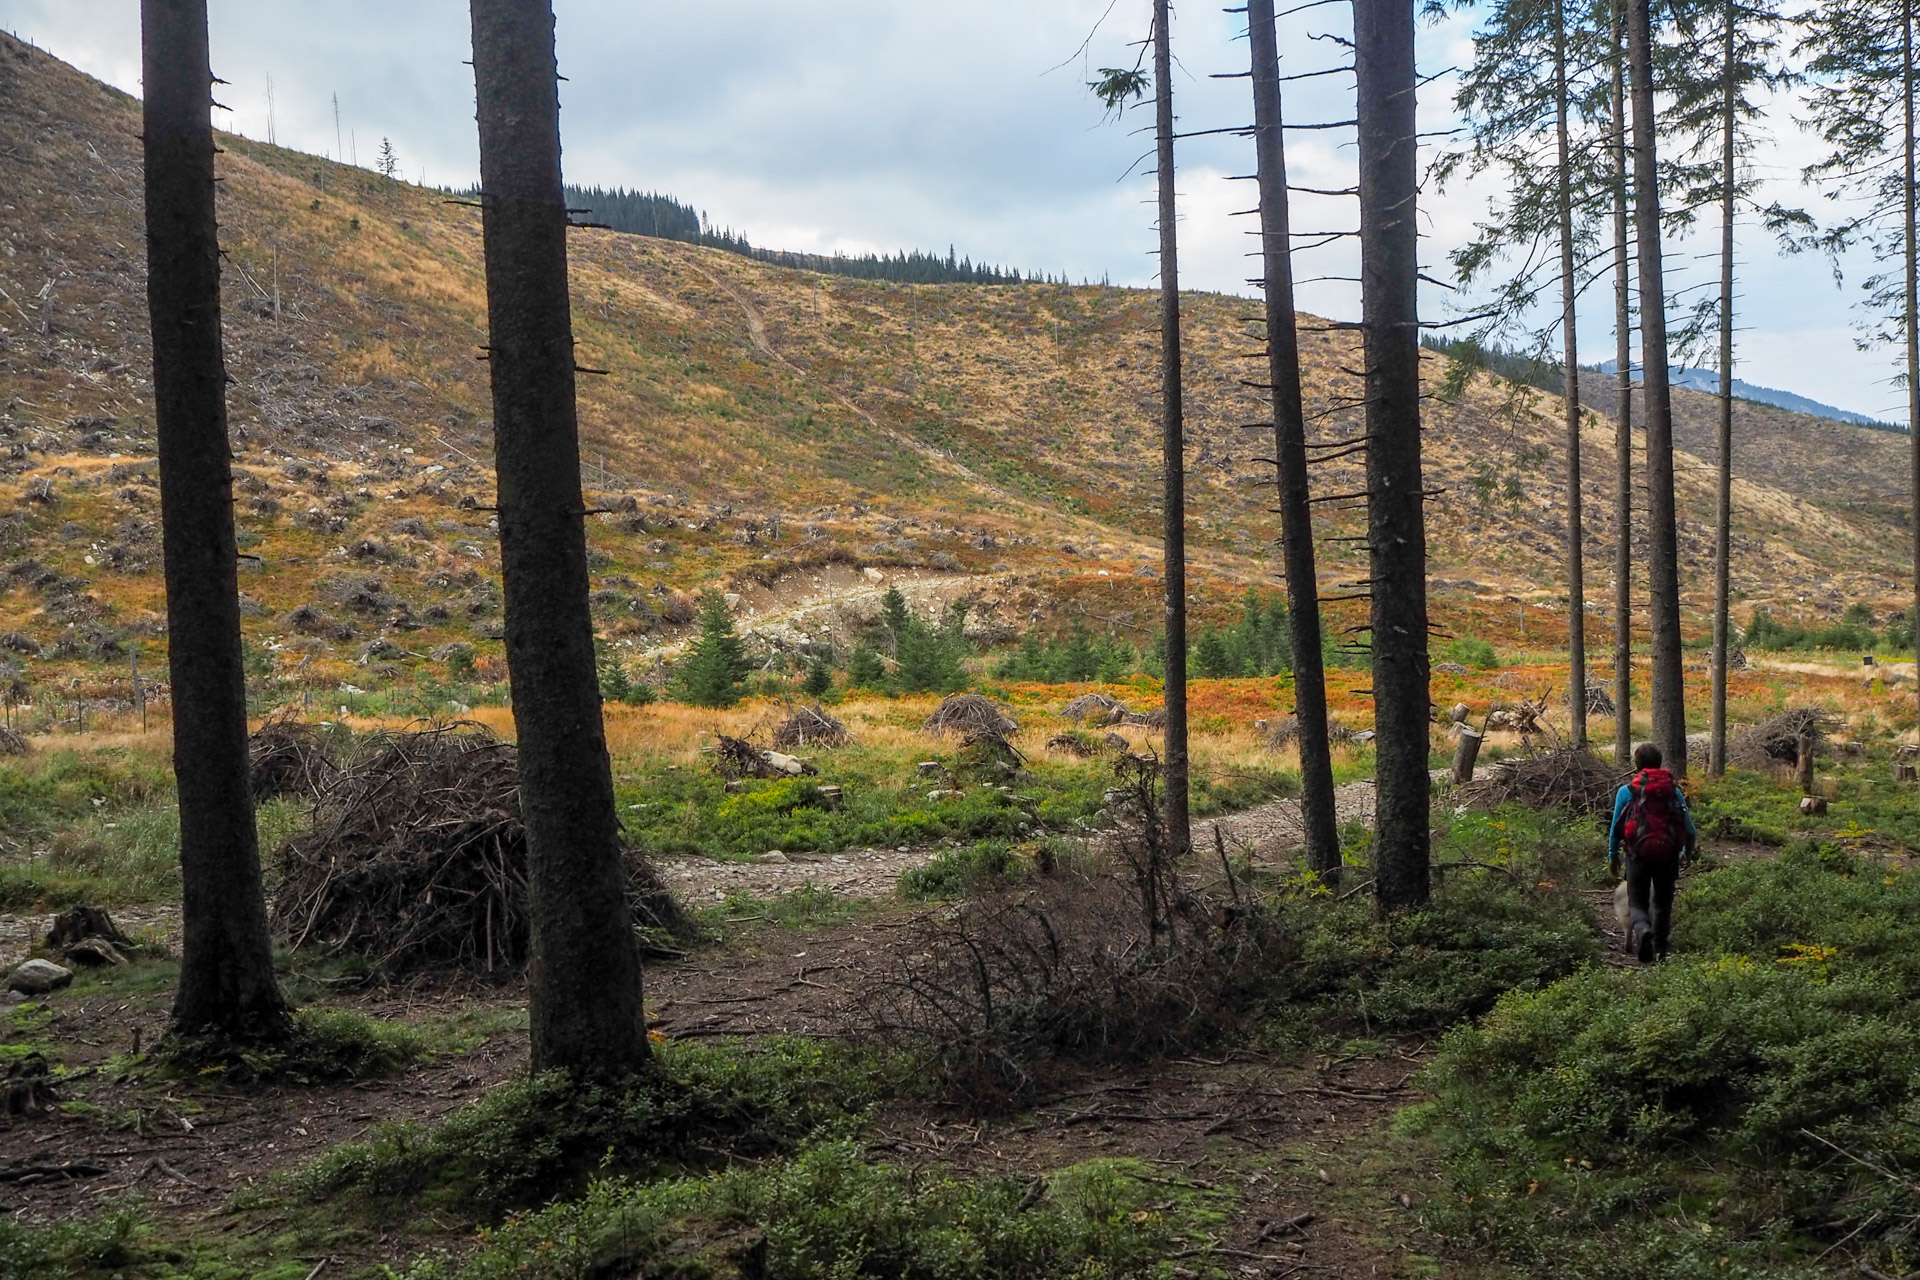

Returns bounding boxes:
[248,712,348,802]
[1457,745,1624,817]
[1045,730,1100,758]
[771,704,850,751]
[923,693,1018,737]
[272,722,685,978]
[1731,707,1834,769]
[1061,693,1125,725]
[710,733,817,779]
[1584,680,1616,717]
[0,727,25,756]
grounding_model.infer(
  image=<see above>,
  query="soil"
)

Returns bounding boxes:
[0,808,1697,1278]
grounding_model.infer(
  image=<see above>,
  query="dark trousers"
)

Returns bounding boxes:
[1624,854,1680,953]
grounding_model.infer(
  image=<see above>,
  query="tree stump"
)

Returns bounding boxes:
[1796,731,1816,796]
[1450,726,1484,786]
[1799,796,1828,816]
[1896,762,1918,783]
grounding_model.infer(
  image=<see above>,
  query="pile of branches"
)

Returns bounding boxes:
[1731,707,1835,769]
[1456,744,1625,817]
[923,693,1018,737]
[0,727,25,757]
[272,722,686,978]
[1045,730,1100,758]
[771,704,850,751]
[248,712,347,802]
[861,752,1273,1106]
[1061,693,1125,725]
[1584,680,1615,717]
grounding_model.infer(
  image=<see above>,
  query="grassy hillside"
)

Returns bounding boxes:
[0,29,1908,711]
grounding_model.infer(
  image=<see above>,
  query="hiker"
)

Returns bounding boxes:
[1607,742,1697,963]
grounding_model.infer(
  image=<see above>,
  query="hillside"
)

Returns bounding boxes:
[0,30,1909,702]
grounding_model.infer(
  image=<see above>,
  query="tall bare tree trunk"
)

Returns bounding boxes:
[1153,0,1192,858]
[1355,0,1431,911]
[1612,0,1636,764]
[1554,0,1588,748]
[1709,2,1736,776]
[142,0,290,1043]
[469,0,647,1079]
[1248,0,1339,875]
[1627,0,1688,775]
[1906,0,1919,729]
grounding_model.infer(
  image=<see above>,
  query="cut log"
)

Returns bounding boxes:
[1450,726,1484,786]
[1799,796,1828,816]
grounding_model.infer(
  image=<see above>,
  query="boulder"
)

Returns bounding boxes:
[7,959,72,996]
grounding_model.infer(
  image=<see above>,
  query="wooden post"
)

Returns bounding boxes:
[131,645,145,732]
[1451,726,1484,786]
[1796,730,1816,795]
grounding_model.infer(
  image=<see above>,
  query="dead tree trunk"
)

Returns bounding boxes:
[1248,0,1339,875]
[1612,0,1635,765]
[1906,0,1920,736]
[1450,726,1485,785]
[1153,0,1192,858]
[1708,0,1736,776]
[469,0,648,1079]
[1554,0,1589,749]
[1355,0,1431,911]
[141,0,290,1044]
[1627,0,1688,776]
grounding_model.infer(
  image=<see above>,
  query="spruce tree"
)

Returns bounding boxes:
[470,0,647,1079]
[1798,0,1920,722]
[678,591,751,707]
[142,0,291,1046]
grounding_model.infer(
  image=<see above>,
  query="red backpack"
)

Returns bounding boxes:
[1622,767,1685,860]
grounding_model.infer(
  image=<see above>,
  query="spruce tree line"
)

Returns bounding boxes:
[564,185,1036,285]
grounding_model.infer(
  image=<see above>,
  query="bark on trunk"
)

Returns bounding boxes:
[1355,0,1431,912]
[142,0,290,1043]
[1554,0,1589,749]
[1906,0,1919,729]
[1153,0,1192,858]
[469,0,647,1079]
[1450,727,1484,786]
[1708,1,1736,777]
[1627,0,1688,776]
[1612,0,1636,766]
[1248,0,1339,875]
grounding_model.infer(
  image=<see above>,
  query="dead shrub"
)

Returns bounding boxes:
[923,692,1018,737]
[771,704,850,750]
[862,752,1269,1107]
[1045,730,1099,758]
[272,722,688,978]
[1061,693,1125,725]
[1730,706,1835,770]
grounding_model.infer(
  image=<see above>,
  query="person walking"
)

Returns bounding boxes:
[1608,742,1697,963]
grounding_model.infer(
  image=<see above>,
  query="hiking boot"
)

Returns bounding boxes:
[1634,926,1655,965]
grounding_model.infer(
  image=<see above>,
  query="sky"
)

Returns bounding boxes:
[0,0,1902,421]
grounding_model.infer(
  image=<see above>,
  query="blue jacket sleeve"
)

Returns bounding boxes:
[1677,788,1698,849]
[1607,785,1631,859]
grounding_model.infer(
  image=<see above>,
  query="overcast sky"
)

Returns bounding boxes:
[0,0,1901,421]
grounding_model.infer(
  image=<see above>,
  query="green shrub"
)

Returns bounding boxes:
[295,1039,897,1220]
[393,1143,1225,1280]
[899,839,1031,900]
[1416,846,1920,1276]
[1444,635,1499,669]
[0,1212,145,1280]
[1255,869,1597,1039]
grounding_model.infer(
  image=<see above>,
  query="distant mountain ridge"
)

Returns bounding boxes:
[1595,359,1898,432]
